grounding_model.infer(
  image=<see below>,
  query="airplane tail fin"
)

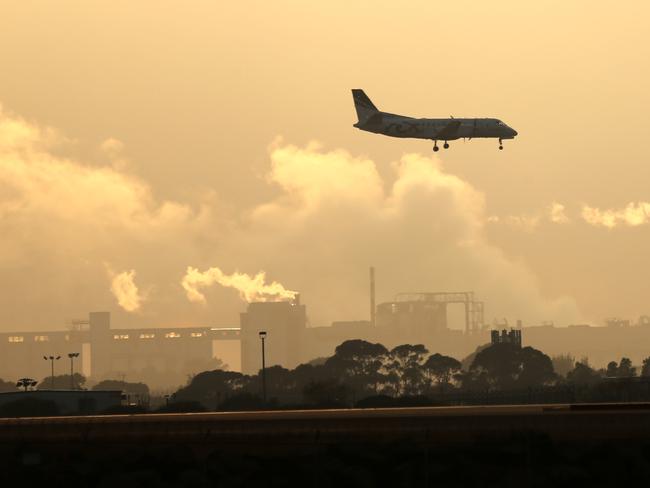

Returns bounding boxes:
[352,89,379,125]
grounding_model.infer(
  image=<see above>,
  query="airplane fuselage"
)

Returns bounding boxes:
[351,89,518,151]
[354,113,517,141]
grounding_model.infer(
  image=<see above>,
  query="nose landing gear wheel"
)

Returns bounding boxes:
[499,145,503,150]
[443,142,449,149]
[498,138,503,150]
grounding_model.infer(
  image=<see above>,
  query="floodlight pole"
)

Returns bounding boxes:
[259,331,267,404]
[44,355,61,389]
[68,352,79,389]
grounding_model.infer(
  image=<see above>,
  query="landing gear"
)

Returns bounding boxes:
[433,141,439,152]
[443,141,449,149]
[498,138,503,150]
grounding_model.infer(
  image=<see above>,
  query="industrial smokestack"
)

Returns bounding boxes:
[370,266,376,327]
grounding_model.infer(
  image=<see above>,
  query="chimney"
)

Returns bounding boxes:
[370,266,376,326]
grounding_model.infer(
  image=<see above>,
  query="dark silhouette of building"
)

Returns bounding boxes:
[0,389,122,415]
[491,329,522,347]
[240,299,307,374]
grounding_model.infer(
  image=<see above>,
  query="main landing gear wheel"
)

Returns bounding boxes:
[443,142,449,149]
[433,142,439,152]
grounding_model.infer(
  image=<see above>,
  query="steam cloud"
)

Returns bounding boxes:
[240,143,582,324]
[0,104,586,328]
[108,269,143,312]
[182,266,296,304]
[490,202,650,230]
[549,202,570,224]
[0,104,207,327]
[488,202,569,230]
[582,202,650,228]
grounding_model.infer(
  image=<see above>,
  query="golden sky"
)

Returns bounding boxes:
[1,1,650,329]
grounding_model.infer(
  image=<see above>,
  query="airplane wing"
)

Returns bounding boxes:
[434,120,461,140]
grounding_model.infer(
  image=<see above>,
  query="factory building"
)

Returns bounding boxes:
[5,287,650,386]
[238,291,486,374]
[0,312,240,388]
[0,288,489,381]
[240,300,307,374]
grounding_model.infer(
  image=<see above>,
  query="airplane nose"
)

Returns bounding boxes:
[511,128,518,137]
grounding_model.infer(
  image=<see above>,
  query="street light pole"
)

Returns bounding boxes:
[68,352,79,389]
[259,331,267,404]
[43,355,61,389]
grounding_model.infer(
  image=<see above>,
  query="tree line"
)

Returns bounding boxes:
[169,339,650,411]
[4,339,650,413]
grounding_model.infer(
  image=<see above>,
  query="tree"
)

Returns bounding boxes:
[92,379,149,395]
[517,347,558,388]
[257,365,293,401]
[303,379,350,407]
[469,343,556,390]
[641,357,650,377]
[422,353,461,391]
[181,357,229,383]
[217,392,265,411]
[173,370,247,409]
[324,339,388,395]
[469,343,519,390]
[290,363,328,393]
[566,361,600,385]
[605,358,637,378]
[606,361,618,377]
[38,373,86,390]
[617,357,636,377]
[0,378,19,392]
[551,354,575,378]
[386,344,429,396]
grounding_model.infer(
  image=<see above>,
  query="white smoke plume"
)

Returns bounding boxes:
[582,202,650,228]
[549,202,570,224]
[487,202,568,230]
[108,268,144,312]
[182,266,296,304]
[504,215,541,232]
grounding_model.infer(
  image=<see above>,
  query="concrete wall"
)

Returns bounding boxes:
[0,390,122,415]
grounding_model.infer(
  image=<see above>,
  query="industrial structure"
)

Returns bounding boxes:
[378,292,485,334]
[0,288,486,381]
[3,267,650,385]
[0,312,240,387]
[491,329,522,348]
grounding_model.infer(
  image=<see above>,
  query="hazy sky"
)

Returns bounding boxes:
[1,1,650,330]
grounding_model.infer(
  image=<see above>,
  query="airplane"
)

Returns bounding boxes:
[352,89,517,151]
